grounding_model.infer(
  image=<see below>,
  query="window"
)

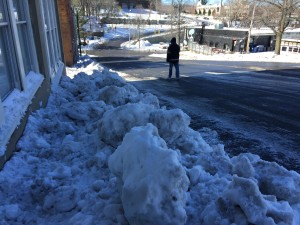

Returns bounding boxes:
[12,0,33,74]
[0,27,13,98]
[42,0,61,76]
[0,0,19,99]
[0,0,39,101]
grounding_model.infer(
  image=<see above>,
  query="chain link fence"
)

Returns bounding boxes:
[188,42,213,55]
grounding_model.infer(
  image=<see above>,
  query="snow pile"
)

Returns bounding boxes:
[121,39,165,51]
[150,51,300,63]
[82,37,108,50]
[109,124,189,225]
[187,152,300,225]
[0,56,299,225]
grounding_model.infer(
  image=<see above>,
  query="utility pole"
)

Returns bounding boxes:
[138,17,140,49]
[171,0,174,36]
[246,2,256,53]
[178,4,181,44]
[76,9,82,56]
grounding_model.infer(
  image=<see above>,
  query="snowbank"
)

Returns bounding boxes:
[0,55,299,225]
[109,123,189,225]
[150,51,300,63]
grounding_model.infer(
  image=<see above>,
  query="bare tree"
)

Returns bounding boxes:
[257,0,300,54]
[72,0,119,18]
[172,0,191,44]
[222,0,250,27]
[99,0,119,18]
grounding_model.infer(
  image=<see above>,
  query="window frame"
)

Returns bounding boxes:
[0,0,22,99]
[41,0,62,77]
[13,0,37,75]
[36,0,63,84]
[0,0,40,123]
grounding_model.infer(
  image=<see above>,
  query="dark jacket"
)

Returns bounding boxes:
[167,39,180,63]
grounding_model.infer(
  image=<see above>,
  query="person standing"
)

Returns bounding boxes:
[167,37,180,79]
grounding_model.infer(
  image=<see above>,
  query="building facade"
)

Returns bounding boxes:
[196,1,221,17]
[0,0,75,168]
[281,28,300,53]
[184,27,276,52]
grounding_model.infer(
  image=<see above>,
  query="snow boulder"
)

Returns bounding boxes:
[43,186,78,213]
[149,108,190,140]
[98,103,156,147]
[62,101,109,121]
[138,92,160,108]
[232,153,300,205]
[98,83,159,108]
[94,68,126,88]
[200,175,296,225]
[98,84,140,107]
[254,160,300,205]
[149,108,212,153]
[108,124,190,225]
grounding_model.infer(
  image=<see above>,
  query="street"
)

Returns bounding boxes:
[89,41,300,172]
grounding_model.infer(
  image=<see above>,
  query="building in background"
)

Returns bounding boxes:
[281,28,300,54]
[117,0,150,10]
[196,1,221,17]
[184,26,275,53]
[0,0,76,169]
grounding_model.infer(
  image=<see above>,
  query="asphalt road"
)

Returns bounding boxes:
[89,40,300,172]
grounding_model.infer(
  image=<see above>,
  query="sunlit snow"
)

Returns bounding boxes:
[1,8,300,225]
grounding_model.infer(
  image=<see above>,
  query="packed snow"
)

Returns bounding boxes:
[0,55,299,225]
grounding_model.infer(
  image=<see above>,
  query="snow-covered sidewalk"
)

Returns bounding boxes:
[150,50,300,63]
[0,56,299,225]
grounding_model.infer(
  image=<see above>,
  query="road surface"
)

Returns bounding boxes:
[89,41,300,172]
